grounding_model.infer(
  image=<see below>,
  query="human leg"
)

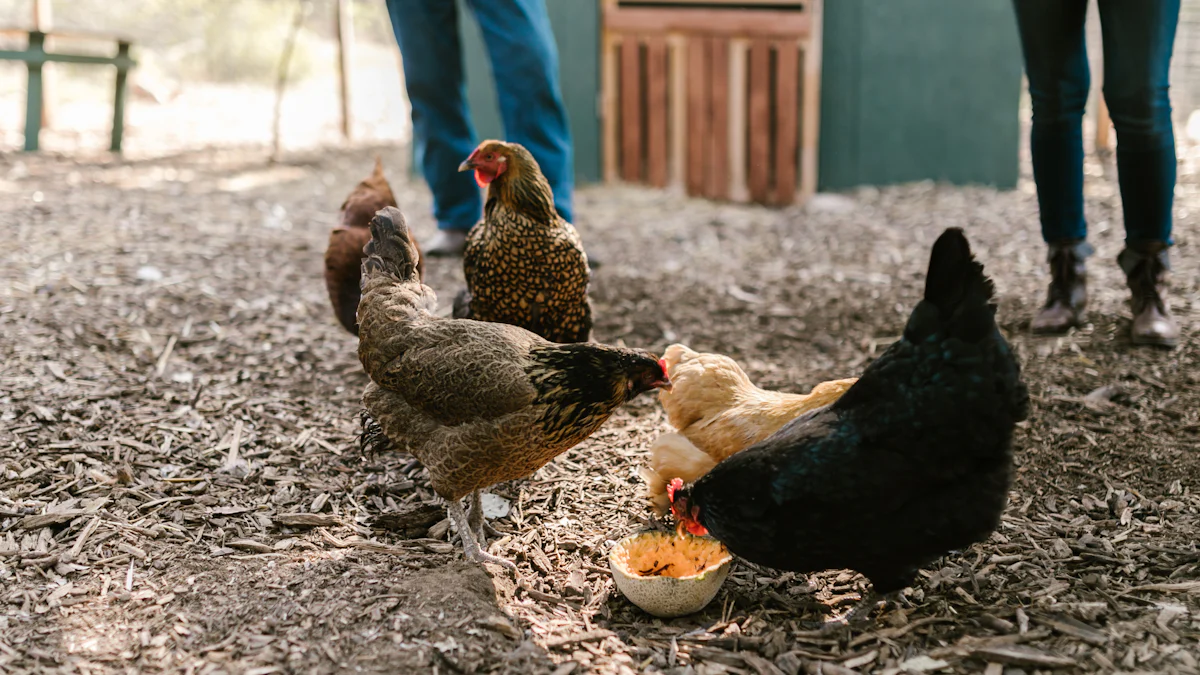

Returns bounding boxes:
[386,0,482,250]
[1011,0,1093,333]
[1098,0,1180,345]
[466,0,574,222]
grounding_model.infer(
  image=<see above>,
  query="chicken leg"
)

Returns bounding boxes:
[447,499,516,571]
[467,490,501,541]
[468,490,485,541]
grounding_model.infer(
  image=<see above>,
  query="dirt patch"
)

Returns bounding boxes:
[1,145,1198,674]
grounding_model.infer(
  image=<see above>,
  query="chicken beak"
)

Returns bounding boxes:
[457,159,475,172]
[653,377,673,392]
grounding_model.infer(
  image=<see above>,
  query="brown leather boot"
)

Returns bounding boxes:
[1031,241,1092,334]
[1119,244,1180,347]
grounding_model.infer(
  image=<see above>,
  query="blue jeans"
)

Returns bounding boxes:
[385,0,574,231]
[1012,0,1179,248]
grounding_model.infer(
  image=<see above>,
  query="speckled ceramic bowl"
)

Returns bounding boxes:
[609,531,732,618]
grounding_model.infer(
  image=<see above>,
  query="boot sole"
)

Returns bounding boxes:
[1030,315,1086,335]
[1030,325,1080,335]
[1131,334,1179,348]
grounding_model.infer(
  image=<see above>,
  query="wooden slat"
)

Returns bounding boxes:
[798,0,823,201]
[686,36,709,196]
[602,34,619,183]
[746,40,772,203]
[727,38,749,202]
[706,37,729,200]
[773,40,799,205]
[605,7,811,38]
[646,37,669,188]
[620,37,643,182]
[669,36,687,190]
[602,0,823,202]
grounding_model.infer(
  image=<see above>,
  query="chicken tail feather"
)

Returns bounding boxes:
[906,227,996,344]
[923,227,995,310]
[364,206,421,284]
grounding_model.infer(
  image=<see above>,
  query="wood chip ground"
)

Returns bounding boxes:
[1,144,1198,674]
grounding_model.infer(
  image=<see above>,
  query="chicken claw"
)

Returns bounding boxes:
[820,590,910,633]
[447,499,517,572]
[358,410,393,460]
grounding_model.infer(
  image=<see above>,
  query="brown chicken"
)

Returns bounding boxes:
[324,157,424,335]
[453,140,592,343]
[642,344,857,515]
[357,206,670,569]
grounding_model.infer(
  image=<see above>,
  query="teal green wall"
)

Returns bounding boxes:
[454,0,602,183]
[818,0,1023,191]
[444,0,1022,191]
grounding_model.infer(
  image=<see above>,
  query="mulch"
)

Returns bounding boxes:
[1,144,1198,674]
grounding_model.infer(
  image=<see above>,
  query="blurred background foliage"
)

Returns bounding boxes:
[1,0,397,85]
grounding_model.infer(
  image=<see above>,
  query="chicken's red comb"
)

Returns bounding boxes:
[658,358,668,375]
[667,477,684,502]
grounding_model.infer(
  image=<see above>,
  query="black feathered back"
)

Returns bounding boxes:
[904,227,998,346]
[923,228,994,310]
[681,227,1030,594]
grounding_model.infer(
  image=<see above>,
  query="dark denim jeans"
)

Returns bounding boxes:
[385,0,574,231]
[1012,0,1179,248]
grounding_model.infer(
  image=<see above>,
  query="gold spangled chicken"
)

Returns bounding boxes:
[453,140,592,343]
[357,206,669,570]
[642,344,857,515]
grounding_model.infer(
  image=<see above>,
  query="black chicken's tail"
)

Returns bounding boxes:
[906,228,997,343]
[363,206,422,284]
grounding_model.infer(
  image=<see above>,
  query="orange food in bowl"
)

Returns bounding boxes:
[609,531,732,617]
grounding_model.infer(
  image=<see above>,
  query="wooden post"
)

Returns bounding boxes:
[728,38,748,202]
[602,33,619,183]
[646,36,669,188]
[24,31,45,152]
[685,37,709,196]
[668,35,687,191]
[707,37,729,200]
[798,0,823,200]
[335,0,354,141]
[746,40,771,203]
[111,41,131,153]
[620,37,642,181]
[272,0,311,161]
[773,40,799,205]
[33,0,52,129]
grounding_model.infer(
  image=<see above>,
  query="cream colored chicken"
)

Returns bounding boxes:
[642,344,857,515]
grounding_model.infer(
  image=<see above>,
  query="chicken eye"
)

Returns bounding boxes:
[485,153,495,161]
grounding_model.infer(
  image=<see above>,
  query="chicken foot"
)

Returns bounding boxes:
[447,499,517,572]
[358,411,394,460]
[820,590,911,633]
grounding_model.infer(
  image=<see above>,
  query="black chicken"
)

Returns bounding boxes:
[668,227,1029,621]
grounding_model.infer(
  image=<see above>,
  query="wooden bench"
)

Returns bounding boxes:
[0,28,137,152]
